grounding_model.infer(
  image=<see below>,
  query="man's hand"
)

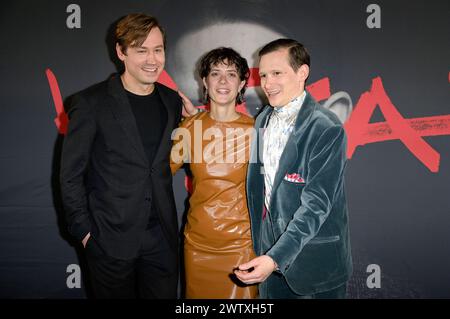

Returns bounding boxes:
[82,232,91,248]
[178,90,199,117]
[234,255,278,285]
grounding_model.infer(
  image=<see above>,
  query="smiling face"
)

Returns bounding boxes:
[170,22,284,112]
[259,48,308,107]
[203,61,245,108]
[116,27,165,94]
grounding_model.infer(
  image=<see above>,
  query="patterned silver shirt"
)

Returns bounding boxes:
[263,91,306,211]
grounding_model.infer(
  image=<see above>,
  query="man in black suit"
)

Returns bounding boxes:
[60,13,183,298]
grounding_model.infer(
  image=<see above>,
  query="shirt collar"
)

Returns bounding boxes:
[273,91,306,118]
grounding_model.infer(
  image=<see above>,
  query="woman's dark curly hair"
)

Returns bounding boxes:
[198,47,250,104]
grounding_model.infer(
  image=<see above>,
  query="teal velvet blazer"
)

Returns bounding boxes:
[247,91,352,295]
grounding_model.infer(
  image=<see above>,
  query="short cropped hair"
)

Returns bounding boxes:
[259,38,310,72]
[115,13,165,53]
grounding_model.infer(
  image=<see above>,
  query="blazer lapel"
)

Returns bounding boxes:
[248,105,272,187]
[107,75,148,165]
[269,92,317,208]
[248,105,272,254]
[252,105,272,162]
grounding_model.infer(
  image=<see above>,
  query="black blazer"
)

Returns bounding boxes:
[60,74,182,259]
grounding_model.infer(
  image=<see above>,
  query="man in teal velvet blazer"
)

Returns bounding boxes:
[235,39,352,298]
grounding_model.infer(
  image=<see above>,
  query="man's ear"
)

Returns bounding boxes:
[116,43,126,61]
[322,91,353,124]
[298,64,310,82]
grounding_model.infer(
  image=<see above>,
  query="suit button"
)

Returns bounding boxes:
[150,168,155,174]
[145,197,151,201]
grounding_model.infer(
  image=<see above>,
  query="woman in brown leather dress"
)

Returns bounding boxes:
[171,47,258,298]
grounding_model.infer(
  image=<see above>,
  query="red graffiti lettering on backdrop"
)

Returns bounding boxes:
[344,77,448,173]
[46,69,69,135]
[46,68,450,173]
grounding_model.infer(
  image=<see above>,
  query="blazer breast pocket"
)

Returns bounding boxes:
[278,179,306,213]
[280,173,306,195]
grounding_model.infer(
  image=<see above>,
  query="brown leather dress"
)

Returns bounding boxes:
[171,111,258,299]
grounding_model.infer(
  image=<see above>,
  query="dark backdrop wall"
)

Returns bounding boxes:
[1,0,449,298]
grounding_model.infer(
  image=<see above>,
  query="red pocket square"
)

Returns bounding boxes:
[284,173,305,183]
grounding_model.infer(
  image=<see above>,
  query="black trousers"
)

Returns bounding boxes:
[85,222,178,299]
